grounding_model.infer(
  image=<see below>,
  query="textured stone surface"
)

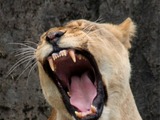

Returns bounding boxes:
[0,0,159,120]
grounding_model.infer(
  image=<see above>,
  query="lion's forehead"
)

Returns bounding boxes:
[45,20,103,36]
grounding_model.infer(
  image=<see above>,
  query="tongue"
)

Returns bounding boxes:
[70,72,97,112]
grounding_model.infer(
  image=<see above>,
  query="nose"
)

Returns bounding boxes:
[46,31,65,44]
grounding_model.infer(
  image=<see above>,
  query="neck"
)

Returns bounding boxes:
[100,87,142,120]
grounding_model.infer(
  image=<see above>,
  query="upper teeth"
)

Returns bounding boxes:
[52,53,59,60]
[51,49,76,62]
[48,49,78,71]
[59,50,67,56]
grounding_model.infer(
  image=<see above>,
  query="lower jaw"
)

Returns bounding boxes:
[42,68,107,119]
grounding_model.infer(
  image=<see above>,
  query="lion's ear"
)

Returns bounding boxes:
[118,18,136,49]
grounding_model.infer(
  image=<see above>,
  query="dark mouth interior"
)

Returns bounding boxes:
[43,49,107,120]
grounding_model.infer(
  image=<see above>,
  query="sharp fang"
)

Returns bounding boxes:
[75,111,82,118]
[67,92,71,97]
[69,50,76,63]
[48,57,55,71]
[91,105,97,113]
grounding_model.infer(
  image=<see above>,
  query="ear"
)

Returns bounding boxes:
[118,18,136,49]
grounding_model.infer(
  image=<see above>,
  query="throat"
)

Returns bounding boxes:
[69,72,97,112]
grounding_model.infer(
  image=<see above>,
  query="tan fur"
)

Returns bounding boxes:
[36,18,142,120]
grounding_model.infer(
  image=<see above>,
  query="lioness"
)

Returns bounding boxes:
[35,18,142,120]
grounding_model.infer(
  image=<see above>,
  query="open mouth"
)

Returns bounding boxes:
[43,48,107,120]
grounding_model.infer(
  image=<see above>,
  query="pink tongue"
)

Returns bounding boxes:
[70,72,97,112]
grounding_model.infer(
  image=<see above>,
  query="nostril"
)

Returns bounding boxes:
[46,31,65,43]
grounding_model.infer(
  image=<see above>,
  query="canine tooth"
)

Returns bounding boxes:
[91,105,97,113]
[48,57,55,71]
[67,92,71,97]
[75,111,82,118]
[69,50,76,63]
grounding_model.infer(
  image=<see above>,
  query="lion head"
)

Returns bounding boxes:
[35,18,141,120]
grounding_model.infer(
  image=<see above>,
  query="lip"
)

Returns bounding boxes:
[42,48,107,120]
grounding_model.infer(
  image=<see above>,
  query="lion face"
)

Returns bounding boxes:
[36,18,136,120]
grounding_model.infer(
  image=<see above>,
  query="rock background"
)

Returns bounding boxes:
[0,0,159,120]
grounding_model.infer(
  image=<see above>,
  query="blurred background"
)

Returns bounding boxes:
[0,0,159,120]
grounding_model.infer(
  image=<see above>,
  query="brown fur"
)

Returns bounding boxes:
[35,18,142,120]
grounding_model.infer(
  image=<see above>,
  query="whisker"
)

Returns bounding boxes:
[82,26,104,38]
[26,61,37,85]
[94,16,105,23]
[12,48,36,52]
[12,48,35,57]
[86,25,95,35]
[15,55,35,63]
[7,42,38,83]
[17,54,35,61]
[7,58,34,77]
[7,56,35,76]
[15,51,35,57]
[8,42,35,49]
[24,40,38,46]
[83,17,105,33]
[19,47,35,51]
[16,60,36,80]
[82,23,94,31]
[24,56,36,68]
[83,28,109,48]
[83,17,104,32]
